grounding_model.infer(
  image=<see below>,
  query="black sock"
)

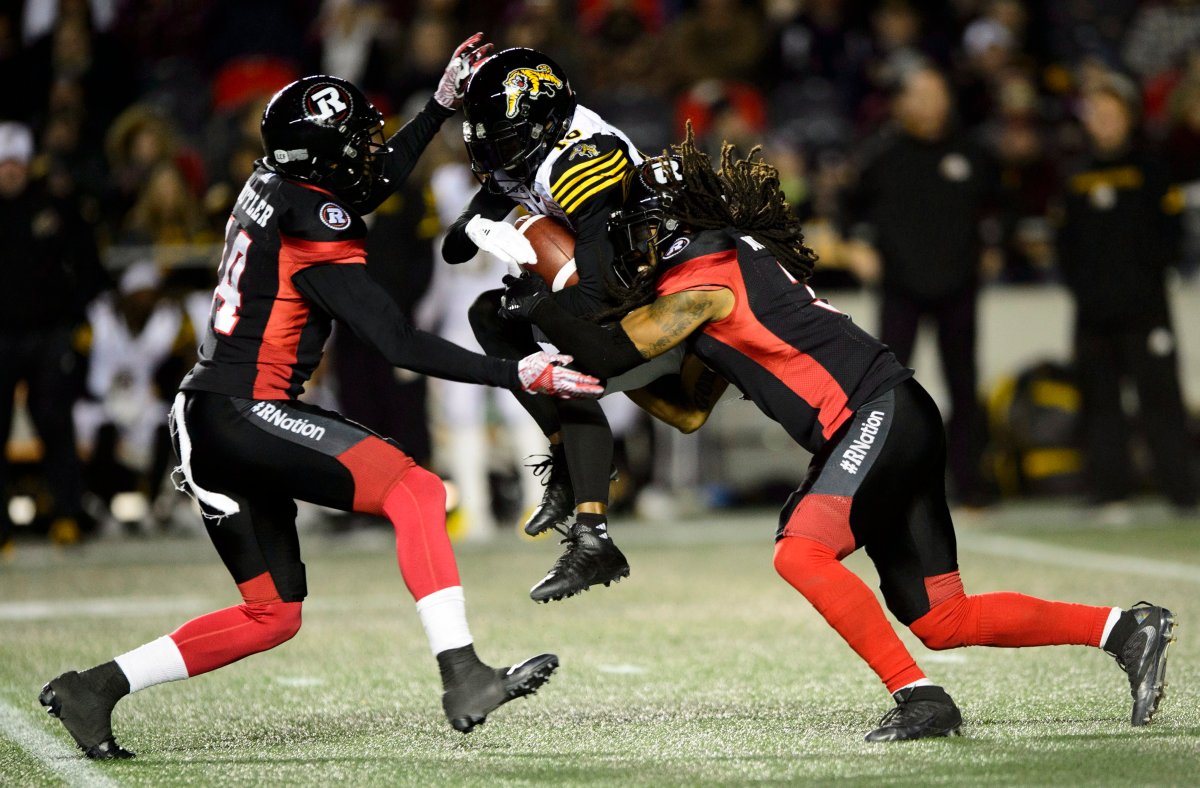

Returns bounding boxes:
[1102,609,1138,654]
[437,644,483,686]
[576,512,607,531]
[80,661,130,706]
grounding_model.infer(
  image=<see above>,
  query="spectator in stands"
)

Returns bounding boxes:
[1054,71,1198,519]
[75,262,193,533]
[1163,61,1200,277]
[119,161,213,247]
[842,64,999,506]
[0,122,109,545]
[104,106,204,238]
[667,0,765,89]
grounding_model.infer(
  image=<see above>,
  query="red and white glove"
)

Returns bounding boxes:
[517,352,604,399]
[434,32,494,110]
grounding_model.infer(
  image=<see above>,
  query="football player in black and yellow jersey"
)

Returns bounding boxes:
[444,48,680,603]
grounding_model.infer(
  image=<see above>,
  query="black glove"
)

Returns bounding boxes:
[499,272,551,321]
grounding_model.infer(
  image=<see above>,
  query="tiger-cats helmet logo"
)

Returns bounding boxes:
[503,64,564,119]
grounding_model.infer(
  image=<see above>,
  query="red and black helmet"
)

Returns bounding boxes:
[260,75,388,207]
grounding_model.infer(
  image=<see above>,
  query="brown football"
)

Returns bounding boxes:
[514,214,578,291]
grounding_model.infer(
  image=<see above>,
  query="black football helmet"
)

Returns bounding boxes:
[260,75,389,208]
[607,156,688,287]
[462,48,576,189]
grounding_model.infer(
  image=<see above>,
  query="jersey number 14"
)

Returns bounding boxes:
[213,230,251,335]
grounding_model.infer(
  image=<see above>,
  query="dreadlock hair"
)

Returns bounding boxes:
[594,123,818,323]
[670,123,817,282]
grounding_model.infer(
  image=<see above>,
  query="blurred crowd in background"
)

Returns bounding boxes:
[2,0,1199,547]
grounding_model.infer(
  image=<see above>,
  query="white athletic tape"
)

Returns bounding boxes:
[551,259,577,292]
[170,392,240,518]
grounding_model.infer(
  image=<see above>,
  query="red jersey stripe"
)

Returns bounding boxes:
[251,235,367,398]
[657,251,854,439]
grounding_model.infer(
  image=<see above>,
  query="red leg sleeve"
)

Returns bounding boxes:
[910,571,1111,649]
[169,572,302,676]
[774,536,926,694]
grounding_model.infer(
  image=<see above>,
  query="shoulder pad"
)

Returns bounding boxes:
[548,134,634,216]
[278,180,367,242]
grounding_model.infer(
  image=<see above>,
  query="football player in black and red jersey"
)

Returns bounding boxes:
[443,48,682,603]
[37,36,604,760]
[500,130,1176,741]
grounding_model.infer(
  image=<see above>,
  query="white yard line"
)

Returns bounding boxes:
[0,699,119,788]
[956,531,1200,584]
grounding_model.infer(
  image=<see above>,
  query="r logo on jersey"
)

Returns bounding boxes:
[503,64,564,119]
[319,202,352,230]
[304,84,353,125]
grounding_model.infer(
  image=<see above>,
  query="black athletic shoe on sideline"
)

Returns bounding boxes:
[39,672,135,759]
[441,652,559,733]
[523,446,574,536]
[1109,601,1176,726]
[529,521,630,603]
[864,686,962,742]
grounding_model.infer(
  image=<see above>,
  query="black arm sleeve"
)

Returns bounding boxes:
[294,263,520,389]
[549,209,614,316]
[357,99,454,214]
[441,186,515,264]
[527,298,645,379]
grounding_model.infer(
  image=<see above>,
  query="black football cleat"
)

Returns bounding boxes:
[523,446,575,536]
[441,653,559,733]
[39,672,135,759]
[1109,602,1176,726]
[529,520,630,603]
[864,685,962,742]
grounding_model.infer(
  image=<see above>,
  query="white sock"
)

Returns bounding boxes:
[415,586,473,656]
[1099,607,1123,649]
[114,636,189,693]
[897,678,935,693]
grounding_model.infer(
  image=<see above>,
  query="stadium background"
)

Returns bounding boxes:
[3,0,1199,539]
[2,2,1199,785]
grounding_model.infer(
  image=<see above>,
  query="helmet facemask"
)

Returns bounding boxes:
[323,122,390,207]
[464,116,560,194]
[608,157,687,287]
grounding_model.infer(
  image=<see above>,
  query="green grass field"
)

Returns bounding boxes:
[2,505,1197,786]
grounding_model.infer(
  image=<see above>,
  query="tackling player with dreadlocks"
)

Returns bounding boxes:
[498,127,1177,742]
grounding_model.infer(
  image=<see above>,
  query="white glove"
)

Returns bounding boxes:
[434,32,493,110]
[465,215,537,267]
[517,352,604,399]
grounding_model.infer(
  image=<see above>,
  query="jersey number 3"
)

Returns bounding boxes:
[213,231,251,335]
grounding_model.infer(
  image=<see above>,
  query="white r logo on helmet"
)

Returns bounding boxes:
[304,85,352,124]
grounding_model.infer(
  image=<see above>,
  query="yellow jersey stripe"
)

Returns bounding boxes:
[556,155,629,211]
[562,171,627,215]
[550,149,625,199]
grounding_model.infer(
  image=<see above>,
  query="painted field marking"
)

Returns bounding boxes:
[0,698,118,787]
[957,531,1200,584]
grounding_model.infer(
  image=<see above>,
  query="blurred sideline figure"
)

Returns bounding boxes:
[38,38,602,759]
[425,156,547,540]
[0,121,109,548]
[1055,72,1198,520]
[74,261,192,533]
[500,132,1176,742]
[842,65,999,507]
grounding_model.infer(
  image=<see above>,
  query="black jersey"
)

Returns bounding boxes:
[182,164,518,400]
[655,230,911,454]
[182,166,368,399]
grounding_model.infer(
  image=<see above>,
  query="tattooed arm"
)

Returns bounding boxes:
[626,353,730,433]
[524,286,734,379]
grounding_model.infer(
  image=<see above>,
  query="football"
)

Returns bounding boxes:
[514,214,579,291]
